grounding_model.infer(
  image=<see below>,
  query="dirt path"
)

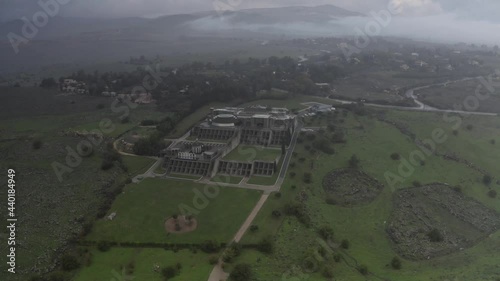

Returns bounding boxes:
[232,194,269,243]
[207,194,269,281]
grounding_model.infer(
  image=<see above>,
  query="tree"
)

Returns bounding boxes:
[61,255,80,271]
[390,153,401,160]
[40,77,57,88]
[303,172,312,184]
[348,154,360,169]
[358,264,369,275]
[161,266,178,279]
[488,190,497,198]
[391,257,402,270]
[32,139,42,150]
[257,236,274,254]
[230,264,253,281]
[318,226,334,240]
[97,241,111,252]
[483,175,492,185]
[427,228,444,242]
[200,240,219,253]
[341,239,350,249]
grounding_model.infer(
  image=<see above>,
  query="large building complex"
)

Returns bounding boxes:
[161,106,297,178]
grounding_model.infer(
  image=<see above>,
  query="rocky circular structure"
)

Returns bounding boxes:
[387,184,500,260]
[322,169,384,206]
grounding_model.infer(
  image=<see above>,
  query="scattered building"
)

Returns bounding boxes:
[61,79,88,94]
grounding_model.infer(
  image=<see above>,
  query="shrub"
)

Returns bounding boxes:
[250,225,259,232]
[306,133,316,141]
[390,153,400,160]
[289,172,296,178]
[272,210,282,218]
[483,175,492,185]
[200,240,219,253]
[325,197,337,205]
[348,154,360,169]
[391,257,402,270]
[141,119,158,126]
[97,241,111,252]
[47,271,66,281]
[161,266,178,279]
[427,228,444,242]
[32,139,43,150]
[96,104,105,110]
[491,139,496,145]
[452,130,459,136]
[303,172,312,184]
[284,202,311,226]
[313,138,335,155]
[333,254,342,263]
[341,239,350,249]
[230,242,242,257]
[488,190,497,198]
[274,192,282,199]
[318,226,334,240]
[466,124,473,130]
[61,255,80,271]
[322,266,334,278]
[257,236,274,254]
[230,264,253,281]
[222,248,236,263]
[208,255,219,265]
[126,261,135,275]
[358,264,369,275]
[101,160,114,171]
[412,181,422,187]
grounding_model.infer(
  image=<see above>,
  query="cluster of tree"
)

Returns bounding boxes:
[40,78,58,88]
[132,132,167,156]
[161,263,182,280]
[284,202,311,226]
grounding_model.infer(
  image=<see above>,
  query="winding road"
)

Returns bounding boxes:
[329,76,498,116]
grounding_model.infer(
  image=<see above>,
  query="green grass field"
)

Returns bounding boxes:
[87,178,262,244]
[223,145,282,162]
[168,173,203,180]
[237,107,500,281]
[211,174,243,184]
[74,248,212,281]
[122,155,156,177]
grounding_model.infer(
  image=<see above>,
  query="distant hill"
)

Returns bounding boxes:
[213,5,364,25]
[0,4,364,74]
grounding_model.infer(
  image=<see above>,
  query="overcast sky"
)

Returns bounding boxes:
[1,0,500,22]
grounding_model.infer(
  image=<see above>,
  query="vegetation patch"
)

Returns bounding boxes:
[322,169,384,206]
[388,184,500,260]
[165,215,198,234]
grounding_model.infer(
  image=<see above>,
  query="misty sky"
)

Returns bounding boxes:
[1,0,500,22]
